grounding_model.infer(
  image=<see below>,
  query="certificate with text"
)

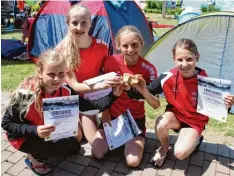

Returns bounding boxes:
[42,95,79,141]
[197,75,231,122]
[103,109,142,150]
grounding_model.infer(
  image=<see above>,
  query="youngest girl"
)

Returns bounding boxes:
[1,49,123,175]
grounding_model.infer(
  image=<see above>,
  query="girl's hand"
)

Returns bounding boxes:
[103,73,122,88]
[131,75,147,94]
[101,110,112,127]
[37,125,55,138]
[224,95,234,108]
[65,71,78,88]
[112,84,125,97]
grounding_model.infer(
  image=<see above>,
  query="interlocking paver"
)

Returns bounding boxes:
[1,161,13,175]
[190,151,204,167]
[80,166,99,176]
[216,156,230,175]
[205,142,217,155]
[126,168,142,176]
[6,146,17,153]
[1,151,13,163]
[18,168,34,176]
[204,153,217,162]
[138,153,150,170]
[218,144,230,158]
[230,146,234,159]
[215,172,230,176]
[141,163,158,176]
[171,169,186,176]
[58,160,85,175]
[1,141,10,152]
[6,151,26,164]
[6,158,27,176]
[187,165,202,176]
[114,159,129,174]
[95,161,117,176]
[52,168,77,176]
[88,159,104,169]
[198,142,206,152]
[66,154,91,166]
[157,159,175,176]
[144,139,157,153]
[201,160,216,176]
[170,134,178,145]
[230,160,234,176]
[174,156,190,171]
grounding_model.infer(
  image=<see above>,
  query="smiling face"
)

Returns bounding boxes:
[68,8,91,40]
[173,47,199,78]
[118,33,143,65]
[39,62,66,94]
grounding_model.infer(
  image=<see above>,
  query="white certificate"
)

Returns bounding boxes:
[83,73,116,109]
[42,95,79,141]
[197,75,231,122]
[103,109,141,150]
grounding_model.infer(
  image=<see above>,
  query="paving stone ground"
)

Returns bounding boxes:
[1,92,234,176]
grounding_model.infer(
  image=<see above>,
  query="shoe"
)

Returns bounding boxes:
[193,135,204,154]
[150,146,168,167]
[24,158,53,176]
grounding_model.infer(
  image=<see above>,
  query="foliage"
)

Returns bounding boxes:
[200,4,221,13]
[31,3,40,12]
[145,0,182,15]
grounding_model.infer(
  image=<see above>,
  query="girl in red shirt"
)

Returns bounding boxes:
[91,26,160,167]
[128,38,234,167]
[1,49,123,175]
[56,4,120,146]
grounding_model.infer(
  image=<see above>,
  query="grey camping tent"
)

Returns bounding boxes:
[144,12,234,113]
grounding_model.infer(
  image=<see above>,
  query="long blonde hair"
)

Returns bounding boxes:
[7,49,65,120]
[57,4,91,71]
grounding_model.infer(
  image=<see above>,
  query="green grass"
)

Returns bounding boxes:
[1,60,35,91]
[1,32,22,40]
[146,13,178,36]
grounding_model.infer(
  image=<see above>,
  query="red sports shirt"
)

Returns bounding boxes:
[103,54,157,118]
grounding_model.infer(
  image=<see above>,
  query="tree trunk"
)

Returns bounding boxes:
[162,0,166,18]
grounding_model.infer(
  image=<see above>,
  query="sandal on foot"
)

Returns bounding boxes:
[150,146,167,167]
[24,158,53,176]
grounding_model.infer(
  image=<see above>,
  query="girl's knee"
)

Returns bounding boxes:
[91,138,108,159]
[174,146,187,160]
[155,117,170,132]
[125,155,141,167]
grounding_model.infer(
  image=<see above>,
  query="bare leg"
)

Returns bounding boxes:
[174,128,200,160]
[155,112,181,153]
[80,114,98,145]
[124,136,145,167]
[153,112,181,166]
[91,129,108,159]
[27,154,51,174]
[75,122,83,142]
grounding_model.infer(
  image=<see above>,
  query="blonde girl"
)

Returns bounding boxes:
[56,4,121,145]
[1,49,123,175]
[91,25,159,167]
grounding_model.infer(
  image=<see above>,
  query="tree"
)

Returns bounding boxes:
[162,0,166,18]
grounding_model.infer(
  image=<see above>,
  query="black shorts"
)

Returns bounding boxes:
[99,117,146,137]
